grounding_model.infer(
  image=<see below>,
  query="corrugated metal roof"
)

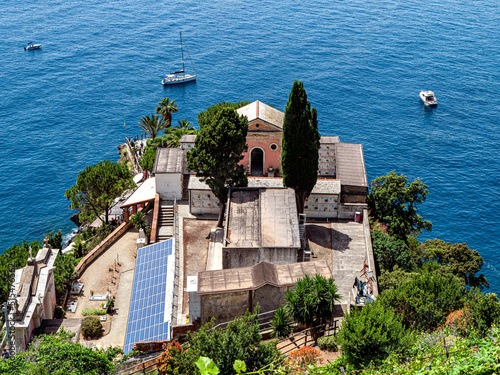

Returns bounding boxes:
[335,143,368,187]
[197,260,332,294]
[153,147,184,174]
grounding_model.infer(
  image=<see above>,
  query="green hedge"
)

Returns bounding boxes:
[82,308,106,316]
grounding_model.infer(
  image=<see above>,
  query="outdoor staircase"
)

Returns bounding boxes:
[156,204,174,241]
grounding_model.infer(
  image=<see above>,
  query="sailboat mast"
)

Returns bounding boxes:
[180,31,185,73]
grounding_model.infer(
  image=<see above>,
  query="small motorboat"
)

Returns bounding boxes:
[419,90,438,106]
[25,42,42,51]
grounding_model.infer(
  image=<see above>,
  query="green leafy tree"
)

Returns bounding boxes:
[187,106,248,227]
[337,301,413,369]
[379,269,465,331]
[421,239,488,289]
[130,211,148,231]
[378,265,417,292]
[155,97,178,128]
[281,81,320,213]
[367,171,432,240]
[372,231,416,275]
[285,274,341,328]
[173,311,282,375]
[139,145,158,173]
[46,229,63,249]
[0,330,120,374]
[196,101,249,128]
[54,252,78,295]
[65,160,134,224]
[137,114,167,140]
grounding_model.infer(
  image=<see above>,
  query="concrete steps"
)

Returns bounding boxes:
[157,204,174,241]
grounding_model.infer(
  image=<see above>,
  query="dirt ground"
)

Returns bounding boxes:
[65,227,139,348]
[182,218,217,313]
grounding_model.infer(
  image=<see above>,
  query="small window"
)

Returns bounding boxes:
[270,143,278,151]
[255,124,260,128]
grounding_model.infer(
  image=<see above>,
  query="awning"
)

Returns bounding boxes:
[121,177,156,208]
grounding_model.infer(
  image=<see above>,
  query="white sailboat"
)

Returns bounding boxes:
[162,32,197,85]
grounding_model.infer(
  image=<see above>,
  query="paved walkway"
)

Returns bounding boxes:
[330,220,366,306]
[67,228,139,349]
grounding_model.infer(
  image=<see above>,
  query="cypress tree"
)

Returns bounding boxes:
[281,81,320,213]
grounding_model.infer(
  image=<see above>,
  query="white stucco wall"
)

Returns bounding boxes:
[155,173,183,200]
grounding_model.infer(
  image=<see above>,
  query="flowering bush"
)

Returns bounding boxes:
[286,346,323,372]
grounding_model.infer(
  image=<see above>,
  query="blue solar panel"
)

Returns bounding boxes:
[124,239,174,353]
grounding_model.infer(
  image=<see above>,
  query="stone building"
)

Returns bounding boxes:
[191,260,332,324]
[10,238,59,352]
[223,187,301,269]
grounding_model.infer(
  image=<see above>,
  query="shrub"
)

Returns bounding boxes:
[337,301,413,369]
[285,274,341,327]
[286,346,323,372]
[465,288,500,337]
[379,269,465,331]
[82,317,103,339]
[54,306,65,319]
[82,308,106,316]
[317,335,337,352]
[106,297,115,314]
[271,306,292,339]
[157,341,183,375]
[173,310,283,375]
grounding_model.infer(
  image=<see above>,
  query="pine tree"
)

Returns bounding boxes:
[281,81,320,213]
[187,106,248,227]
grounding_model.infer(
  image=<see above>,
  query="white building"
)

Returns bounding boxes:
[153,147,184,201]
[10,238,59,352]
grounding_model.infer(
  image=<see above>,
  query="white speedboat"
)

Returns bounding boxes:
[25,42,41,51]
[162,32,197,85]
[419,90,438,106]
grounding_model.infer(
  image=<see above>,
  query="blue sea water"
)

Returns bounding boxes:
[1,0,499,290]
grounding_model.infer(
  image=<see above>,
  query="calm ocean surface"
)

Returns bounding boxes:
[1,0,499,290]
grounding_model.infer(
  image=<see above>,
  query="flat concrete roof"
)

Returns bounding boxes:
[188,176,340,195]
[320,136,340,144]
[153,147,184,174]
[121,177,156,208]
[180,134,196,143]
[225,188,300,249]
[197,260,332,294]
[236,101,284,129]
[335,143,368,187]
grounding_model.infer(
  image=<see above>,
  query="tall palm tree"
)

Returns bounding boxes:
[176,119,195,130]
[155,97,178,128]
[137,114,166,140]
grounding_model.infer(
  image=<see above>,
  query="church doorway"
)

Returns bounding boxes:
[250,148,264,175]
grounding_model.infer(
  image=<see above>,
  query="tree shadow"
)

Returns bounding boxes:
[331,228,352,252]
[307,224,331,248]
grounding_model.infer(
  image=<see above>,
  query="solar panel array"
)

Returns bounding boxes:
[124,239,174,353]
